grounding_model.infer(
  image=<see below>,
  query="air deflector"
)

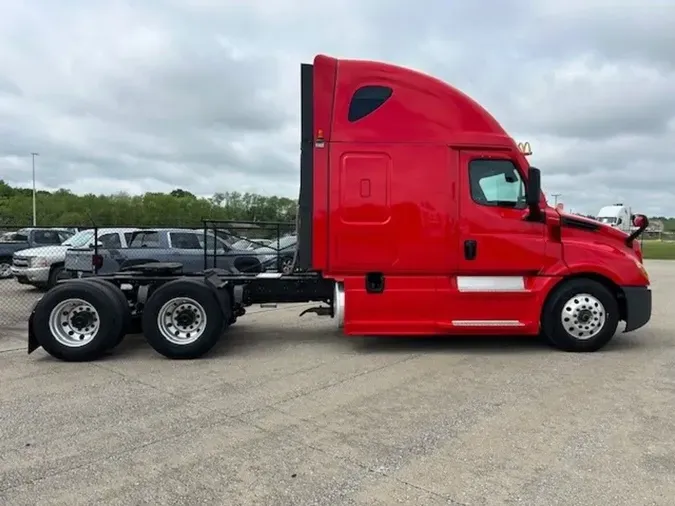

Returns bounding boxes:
[296,63,314,271]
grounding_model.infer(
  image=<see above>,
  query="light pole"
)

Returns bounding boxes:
[31,152,39,226]
[551,193,561,206]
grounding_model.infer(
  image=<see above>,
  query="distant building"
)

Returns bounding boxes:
[646,220,664,233]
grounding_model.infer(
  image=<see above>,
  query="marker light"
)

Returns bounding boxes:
[517,141,532,156]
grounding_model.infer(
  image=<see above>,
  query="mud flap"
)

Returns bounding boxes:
[203,272,231,322]
[27,311,40,354]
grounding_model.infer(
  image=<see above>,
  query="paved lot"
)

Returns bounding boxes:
[1,261,674,505]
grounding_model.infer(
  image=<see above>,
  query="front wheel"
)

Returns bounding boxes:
[541,278,619,352]
[0,258,12,279]
[47,265,67,290]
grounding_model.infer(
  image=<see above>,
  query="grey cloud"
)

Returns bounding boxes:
[524,2,675,69]
[0,0,673,216]
[499,55,675,139]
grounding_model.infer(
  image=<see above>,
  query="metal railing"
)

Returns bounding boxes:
[0,221,297,331]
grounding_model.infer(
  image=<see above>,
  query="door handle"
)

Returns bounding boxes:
[464,240,477,260]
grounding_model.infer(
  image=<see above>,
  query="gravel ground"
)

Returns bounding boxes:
[0,261,673,505]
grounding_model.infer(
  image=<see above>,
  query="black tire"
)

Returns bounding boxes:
[541,278,619,352]
[31,281,124,361]
[142,279,229,359]
[78,278,131,348]
[0,257,11,279]
[47,265,66,290]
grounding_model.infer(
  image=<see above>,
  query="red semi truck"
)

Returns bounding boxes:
[27,54,652,362]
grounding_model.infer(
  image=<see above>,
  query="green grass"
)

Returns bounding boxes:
[640,240,675,260]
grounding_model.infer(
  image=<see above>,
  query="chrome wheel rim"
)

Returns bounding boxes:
[561,293,606,340]
[48,298,101,347]
[281,257,294,274]
[157,297,208,345]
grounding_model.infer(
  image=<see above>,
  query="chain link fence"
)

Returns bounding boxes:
[0,221,296,333]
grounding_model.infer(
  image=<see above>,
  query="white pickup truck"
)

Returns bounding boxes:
[11,227,138,290]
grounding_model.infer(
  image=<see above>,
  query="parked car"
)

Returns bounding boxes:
[251,234,299,273]
[231,238,273,251]
[0,228,75,279]
[64,228,262,276]
[11,227,138,290]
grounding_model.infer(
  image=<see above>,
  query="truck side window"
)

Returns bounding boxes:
[348,85,393,122]
[34,230,63,244]
[199,234,227,253]
[130,232,160,248]
[469,159,526,209]
[170,232,202,250]
[99,233,122,248]
[58,231,72,243]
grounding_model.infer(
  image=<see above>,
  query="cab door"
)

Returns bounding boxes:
[451,150,552,329]
[458,150,547,274]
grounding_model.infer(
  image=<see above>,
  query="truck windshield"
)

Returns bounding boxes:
[597,217,617,224]
[63,230,95,247]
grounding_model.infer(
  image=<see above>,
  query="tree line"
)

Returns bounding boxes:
[1,179,673,231]
[0,180,298,227]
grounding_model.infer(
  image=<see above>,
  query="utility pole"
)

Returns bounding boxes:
[551,193,561,206]
[31,152,39,226]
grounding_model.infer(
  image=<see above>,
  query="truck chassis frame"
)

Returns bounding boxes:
[27,261,339,361]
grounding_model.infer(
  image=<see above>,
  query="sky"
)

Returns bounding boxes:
[0,0,674,217]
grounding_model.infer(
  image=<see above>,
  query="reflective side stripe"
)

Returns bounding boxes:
[452,320,524,326]
[456,276,527,292]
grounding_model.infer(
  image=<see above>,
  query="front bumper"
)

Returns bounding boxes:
[10,266,50,284]
[621,285,652,333]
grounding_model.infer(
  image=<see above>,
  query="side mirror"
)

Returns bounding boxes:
[526,167,541,207]
[633,215,648,228]
[626,214,649,246]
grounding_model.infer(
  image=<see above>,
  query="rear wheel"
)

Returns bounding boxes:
[79,278,131,348]
[142,279,229,359]
[31,281,123,361]
[541,278,619,352]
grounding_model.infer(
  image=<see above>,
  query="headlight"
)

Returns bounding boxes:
[633,256,649,283]
[30,257,49,268]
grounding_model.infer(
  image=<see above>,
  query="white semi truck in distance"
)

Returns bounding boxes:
[596,204,637,233]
